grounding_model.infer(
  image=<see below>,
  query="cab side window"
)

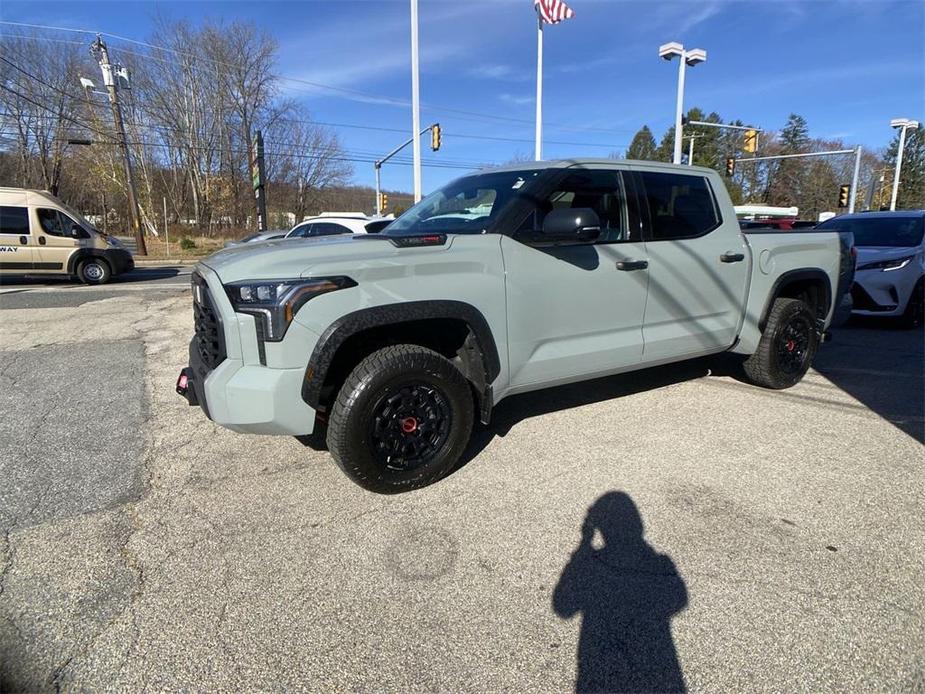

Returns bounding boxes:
[0,206,30,234]
[637,172,720,240]
[37,208,73,237]
[520,170,631,243]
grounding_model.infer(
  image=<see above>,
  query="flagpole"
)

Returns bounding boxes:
[534,11,543,161]
[410,0,422,202]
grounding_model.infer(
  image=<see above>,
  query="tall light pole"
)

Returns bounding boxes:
[410,0,422,202]
[889,118,919,211]
[659,42,707,165]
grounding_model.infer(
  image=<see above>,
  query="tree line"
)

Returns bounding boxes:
[0,21,357,236]
[623,110,924,219]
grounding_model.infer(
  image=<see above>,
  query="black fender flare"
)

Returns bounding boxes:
[759,268,832,331]
[301,300,501,411]
[66,248,110,275]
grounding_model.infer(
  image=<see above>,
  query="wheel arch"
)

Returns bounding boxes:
[759,269,832,331]
[301,300,501,423]
[67,248,110,275]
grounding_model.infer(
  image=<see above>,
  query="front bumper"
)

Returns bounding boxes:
[105,248,135,275]
[850,268,915,316]
[177,266,318,436]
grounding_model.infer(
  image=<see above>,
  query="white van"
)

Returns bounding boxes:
[0,187,134,284]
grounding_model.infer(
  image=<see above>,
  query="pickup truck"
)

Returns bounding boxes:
[177,159,854,493]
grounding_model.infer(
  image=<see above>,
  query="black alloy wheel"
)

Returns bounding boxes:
[368,381,453,471]
[775,312,813,376]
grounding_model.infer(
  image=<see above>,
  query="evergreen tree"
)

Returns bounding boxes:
[626,126,657,160]
[885,126,925,209]
[766,114,811,207]
[779,114,810,153]
[655,126,675,162]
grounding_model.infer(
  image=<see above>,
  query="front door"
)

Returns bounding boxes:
[0,205,35,274]
[632,169,749,361]
[502,168,649,389]
[35,208,82,272]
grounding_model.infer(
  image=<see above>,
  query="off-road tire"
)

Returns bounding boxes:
[77,257,111,285]
[742,297,819,389]
[900,279,924,329]
[327,344,474,494]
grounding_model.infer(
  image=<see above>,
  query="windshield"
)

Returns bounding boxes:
[385,169,545,235]
[817,215,924,247]
[58,199,103,236]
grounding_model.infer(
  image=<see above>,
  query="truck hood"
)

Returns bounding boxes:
[855,246,918,264]
[199,234,450,283]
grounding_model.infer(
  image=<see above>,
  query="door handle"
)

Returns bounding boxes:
[39,236,46,245]
[616,259,649,271]
[19,236,27,245]
[720,252,745,263]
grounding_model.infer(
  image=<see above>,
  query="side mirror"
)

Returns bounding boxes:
[523,208,601,246]
[70,224,83,239]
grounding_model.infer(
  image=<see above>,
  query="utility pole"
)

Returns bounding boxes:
[90,35,146,255]
[251,130,268,231]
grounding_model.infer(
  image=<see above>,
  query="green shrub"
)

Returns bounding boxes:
[179,237,197,250]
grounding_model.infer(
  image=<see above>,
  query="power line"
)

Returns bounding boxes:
[0,21,637,136]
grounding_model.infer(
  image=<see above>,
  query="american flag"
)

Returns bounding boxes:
[534,0,575,24]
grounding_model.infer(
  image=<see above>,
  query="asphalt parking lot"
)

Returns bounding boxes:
[0,279,922,692]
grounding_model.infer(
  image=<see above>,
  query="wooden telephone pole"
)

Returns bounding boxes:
[90,35,147,255]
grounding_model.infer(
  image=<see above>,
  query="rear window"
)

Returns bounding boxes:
[0,206,30,235]
[816,216,924,247]
[638,172,720,240]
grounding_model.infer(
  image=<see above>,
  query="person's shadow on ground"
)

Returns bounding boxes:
[553,491,688,693]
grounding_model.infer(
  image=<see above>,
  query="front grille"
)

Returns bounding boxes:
[192,272,226,371]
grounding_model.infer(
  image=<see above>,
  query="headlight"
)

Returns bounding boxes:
[224,276,356,341]
[105,235,123,248]
[857,255,914,272]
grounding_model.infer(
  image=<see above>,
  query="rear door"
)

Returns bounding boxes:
[0,205,35,273]
[634,169,749,361]
[35,208,82,272]
[502,167,649,388]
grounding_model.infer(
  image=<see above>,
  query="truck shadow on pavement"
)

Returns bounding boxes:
[554,491,688,693]
[814,318,924,443]
[460,357,721,467]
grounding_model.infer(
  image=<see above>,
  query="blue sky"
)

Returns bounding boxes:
[2,0,923,193]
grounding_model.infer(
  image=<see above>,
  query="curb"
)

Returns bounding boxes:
[134,259,201,266]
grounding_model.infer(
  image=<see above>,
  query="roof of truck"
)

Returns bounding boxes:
[478,158,717,175]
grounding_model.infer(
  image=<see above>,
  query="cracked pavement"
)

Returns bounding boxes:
[0,284,923,692]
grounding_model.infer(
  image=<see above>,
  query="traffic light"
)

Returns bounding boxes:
[743,129,758,154]
[379,192,389,211]
[725,158,735,177]
[431,123,441,151]
[837,184,850,208]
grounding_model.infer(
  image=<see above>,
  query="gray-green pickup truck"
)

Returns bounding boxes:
[177,159,854,493]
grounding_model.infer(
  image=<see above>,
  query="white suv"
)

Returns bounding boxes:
[285,213,372,239]
[817,211,924,328]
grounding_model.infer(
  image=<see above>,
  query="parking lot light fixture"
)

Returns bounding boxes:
[659,42,707,165]
[890,118,920,211]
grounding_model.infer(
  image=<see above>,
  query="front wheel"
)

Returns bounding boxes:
[77,257,111,285]
[326,345,474,494]
[742,297,819,389]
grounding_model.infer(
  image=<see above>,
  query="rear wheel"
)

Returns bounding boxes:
[327,344,474,494]
[900,279,924,329]
[742,297,819,389]
[77,257,111,285]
